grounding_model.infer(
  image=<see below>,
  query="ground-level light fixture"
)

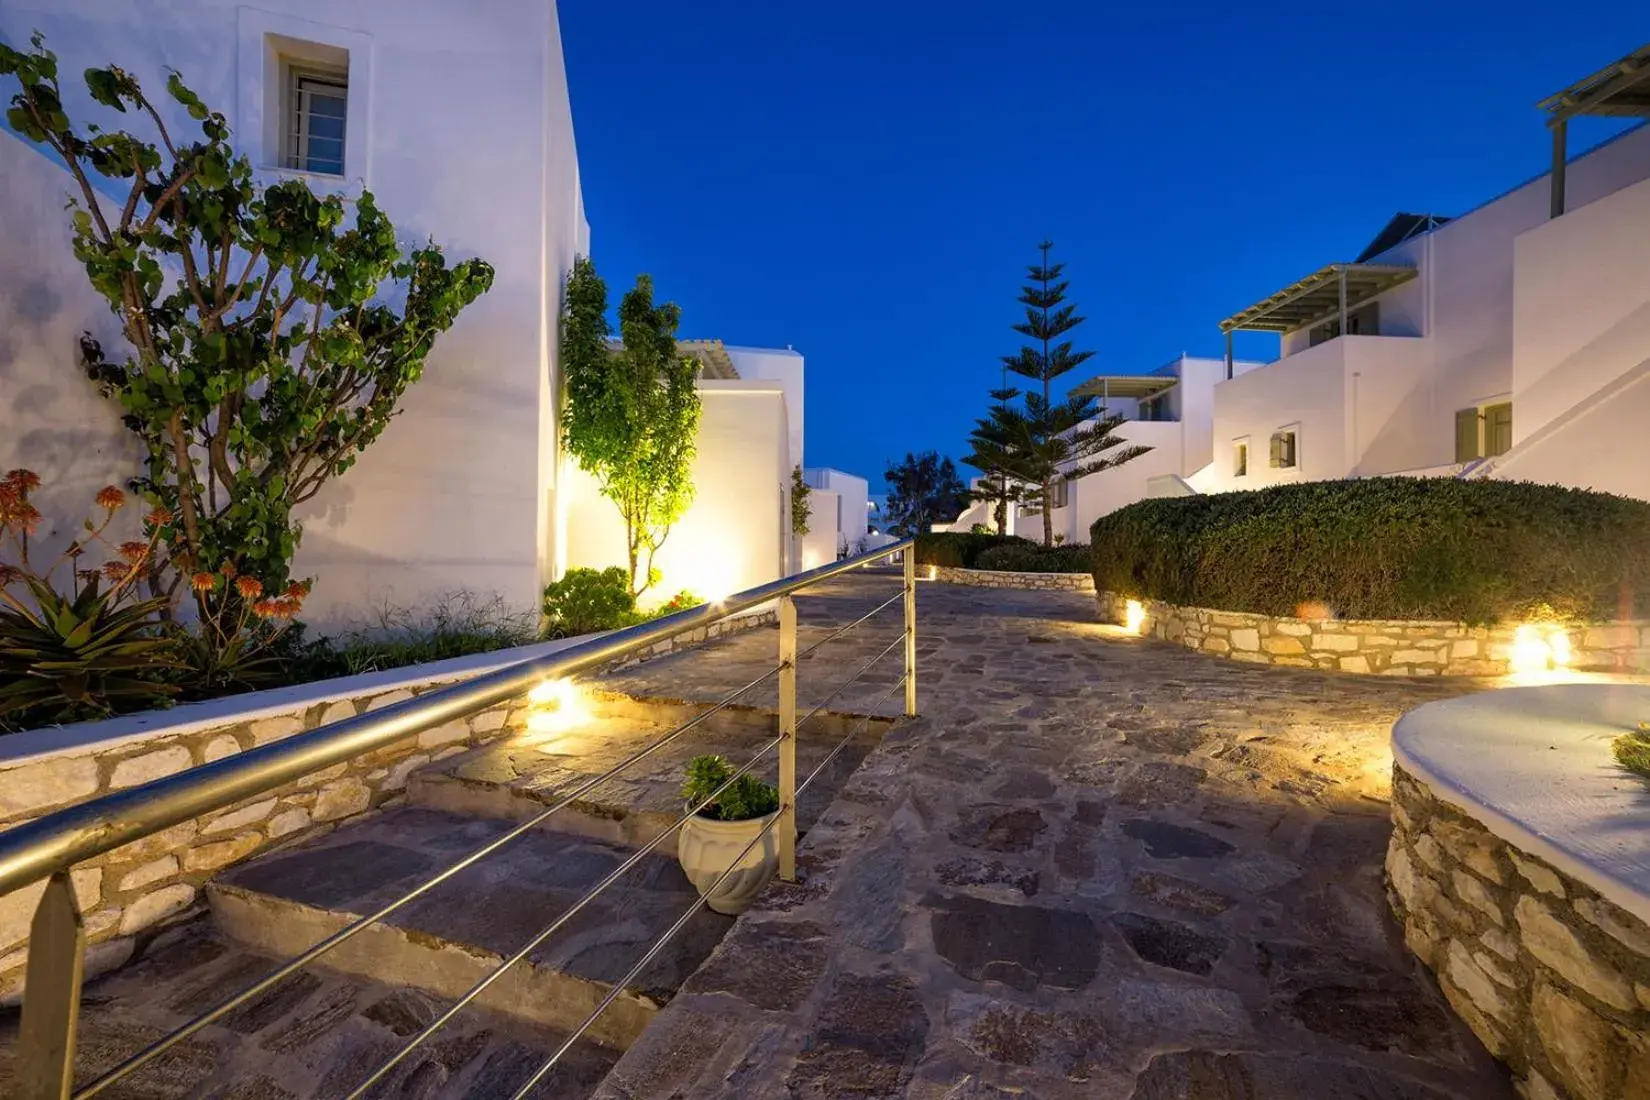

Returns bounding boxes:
[1125,599,1147,635]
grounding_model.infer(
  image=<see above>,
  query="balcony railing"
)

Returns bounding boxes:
[0,540,917,1099]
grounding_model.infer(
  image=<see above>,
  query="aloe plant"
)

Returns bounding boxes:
[0,574,177,722]
[0,470,178,727]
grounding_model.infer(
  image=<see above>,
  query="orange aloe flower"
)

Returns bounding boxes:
[190,571,218,593]
[236,576,263,600]
[95,485,126,511]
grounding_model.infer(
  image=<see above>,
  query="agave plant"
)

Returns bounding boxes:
[0,470,178,726]
[0,574,178,722]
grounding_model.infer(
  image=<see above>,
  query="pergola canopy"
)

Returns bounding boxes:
[1539,42,1650,123]
[1543,42,1650,218]
[1219,263,1416,335]
[1068,374,1178,401]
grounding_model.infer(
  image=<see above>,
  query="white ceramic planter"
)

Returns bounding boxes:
[677,810,779,915]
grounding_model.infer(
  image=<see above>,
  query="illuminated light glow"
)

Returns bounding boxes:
[1507,623,1573,677]
[927,565,937,581]
[660,546,742,605]
[524,677,592,736]
[1124,599,1147,635]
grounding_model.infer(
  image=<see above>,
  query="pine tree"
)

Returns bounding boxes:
[997,241,1149,546]
[962,383,1029,535]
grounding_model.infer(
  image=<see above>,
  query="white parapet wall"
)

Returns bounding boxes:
[1387,686,1650,1100]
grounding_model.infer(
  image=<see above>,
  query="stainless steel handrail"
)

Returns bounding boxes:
[0,539,912,898]
[1,538,917,1099]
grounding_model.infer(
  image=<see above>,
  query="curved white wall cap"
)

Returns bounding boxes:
[1393,683,1650,924]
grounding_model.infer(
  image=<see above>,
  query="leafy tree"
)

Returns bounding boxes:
[883,451,969,538]
[998,240,1148,546]
[560,258,701,598]
[790,465,811,537]
[0,36,494,616]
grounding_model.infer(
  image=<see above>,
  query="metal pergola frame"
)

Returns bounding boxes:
[1217,262,1417,377]
[1540,42,1650,218]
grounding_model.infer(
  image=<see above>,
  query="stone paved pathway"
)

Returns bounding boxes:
[595,573,1517,1099]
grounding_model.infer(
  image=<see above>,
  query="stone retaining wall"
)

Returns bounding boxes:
[1095,591,1650,677]
[1386,764,1650,1100]
[0,608,774,1000]
[932,566,1095,593]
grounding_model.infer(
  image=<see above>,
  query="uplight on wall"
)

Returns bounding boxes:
[1125,599,1147,635]
[667,546,742,604]
[1508,623,1572,676]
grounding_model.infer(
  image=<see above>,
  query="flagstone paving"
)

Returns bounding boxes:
[594,572,1519,1099]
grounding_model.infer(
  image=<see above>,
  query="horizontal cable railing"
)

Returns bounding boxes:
[0,539,917,1100]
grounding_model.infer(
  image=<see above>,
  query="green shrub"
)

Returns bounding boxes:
[543,567,636,636]
[1089,479,1650,624]
[1615,723,1650,783]
[914,532,1034,569]
[682,753,779,822]
[974,543,1093,574]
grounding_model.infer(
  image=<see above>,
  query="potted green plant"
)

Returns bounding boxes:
[678,754,780,915]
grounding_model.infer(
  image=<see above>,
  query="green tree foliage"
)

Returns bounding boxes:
[791,465,811,537]
[962,382,1030,535]
[0,35,494,614]
[560,258,701,598]
[989,241,1149,546]
[883,452,969,538]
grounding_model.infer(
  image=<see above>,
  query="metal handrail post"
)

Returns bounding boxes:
[903,551,918,717]
[777,593,798,882]
[18,872,85,1100]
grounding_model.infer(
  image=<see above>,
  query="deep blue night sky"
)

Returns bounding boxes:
[558,2,1645,491]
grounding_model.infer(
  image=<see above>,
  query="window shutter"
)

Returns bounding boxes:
[1485,403,1513,456]
[1269,435,1281,467]
[1455,408,1481,462]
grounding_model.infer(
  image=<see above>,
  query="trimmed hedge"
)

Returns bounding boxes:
[974,543,1093,574]
[914,532,1033,569]
[1089,479,1650,624]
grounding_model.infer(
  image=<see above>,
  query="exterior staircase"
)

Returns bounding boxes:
[0,689,894,1099]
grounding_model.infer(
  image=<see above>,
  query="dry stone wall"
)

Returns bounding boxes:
[1095,591,1650,677]
[0,609,773,1001]
[1386,764,1650,1100]
[932,566,1095,593]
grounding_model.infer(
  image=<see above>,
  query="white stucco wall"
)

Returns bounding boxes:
[805,468,870,545]
[1489,171,1650,498]
[1216,123,1650,495]
[800,488,842,570]
[0,137,146,561]
[724,346,805,473]
[562,381,790,604]
[1062,420,1184,543]
[0,0,587,629]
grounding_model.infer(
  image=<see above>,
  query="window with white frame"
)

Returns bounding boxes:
[1051,477,1070,509]
[1269,428,1297,469]
[1233,439,1249,477]
[284,62,347,175]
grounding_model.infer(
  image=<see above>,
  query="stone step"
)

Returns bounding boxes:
[207,807,732,1051]
[0,922,616,1099]
[409,692,890,856]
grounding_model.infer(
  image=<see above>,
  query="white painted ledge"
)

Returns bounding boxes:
[1393,683,1650,925]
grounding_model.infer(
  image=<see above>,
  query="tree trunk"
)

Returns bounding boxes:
[1041,479,1053,546]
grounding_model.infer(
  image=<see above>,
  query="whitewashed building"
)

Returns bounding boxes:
[1198,45,1650,503]
[799,467,871,566]
[0,1,803,624]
